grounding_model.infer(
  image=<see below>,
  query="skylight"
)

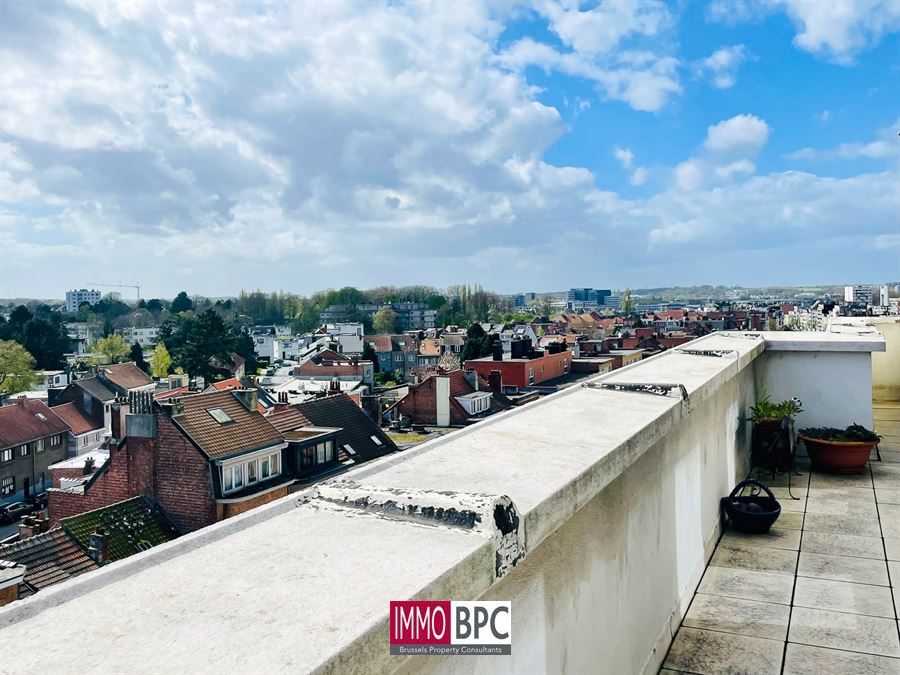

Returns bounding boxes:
[35,413,47,420]
[207,408,233,424]
[344,444,356,455]
[370,435,383,446]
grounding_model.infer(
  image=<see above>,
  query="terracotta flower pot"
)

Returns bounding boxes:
[800,436,876,474]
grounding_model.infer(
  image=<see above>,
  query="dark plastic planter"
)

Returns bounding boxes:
[801,436,876,475]
[721,479,781,534]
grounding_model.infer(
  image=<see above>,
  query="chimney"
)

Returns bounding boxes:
[492,343,504,361]
[88,527,109,565]
[488,370,502,396]
[125,390,156,439]
[232,389,258,413]
[18,515,40,540]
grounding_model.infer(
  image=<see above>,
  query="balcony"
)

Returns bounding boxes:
[0,329,892,674]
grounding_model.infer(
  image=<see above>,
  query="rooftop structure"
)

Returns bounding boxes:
[0,329,893,673]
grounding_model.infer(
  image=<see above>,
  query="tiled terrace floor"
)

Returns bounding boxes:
[662,456,900,675]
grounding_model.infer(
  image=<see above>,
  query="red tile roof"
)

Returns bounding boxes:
[50,403,101,436]
[0,527,99,597]
[155,386,191,401]
[367,336,393,352]
[0,399,71,449]
[171,390,284,460]
[267,408,311,433]
[206,379,266,412]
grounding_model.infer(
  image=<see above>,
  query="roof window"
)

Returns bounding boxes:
[207,408,234,424]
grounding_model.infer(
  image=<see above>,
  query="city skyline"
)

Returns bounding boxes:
[1,1,898,298]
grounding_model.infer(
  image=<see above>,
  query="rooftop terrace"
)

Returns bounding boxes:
[0,326,895,674]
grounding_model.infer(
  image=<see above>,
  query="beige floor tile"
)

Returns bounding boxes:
[697,565,795,604]
[810,471,873,489]
[710,543,798,575]
[808,487,875,502]
[884,538,900,561]
[780,497,808,513]
[888,560,899,587]
[721,526,801,551]
[805,497,879,518]
[875,488,900,505]
[663,627,784,675]
[878,503,900,538]
[789,606,900,657]
[797,552,889,586]
[783,643,900,675]
[771,486,808,499]
[684,593,790,640]
[802,513,882,537]
[800,531,885,560]
[793,576,895,618]
[778,511,805,530]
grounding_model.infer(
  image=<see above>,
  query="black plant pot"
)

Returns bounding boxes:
[721,479,781,534]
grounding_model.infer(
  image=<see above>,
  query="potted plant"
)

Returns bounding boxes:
[750,395,802,469]
[799,424,881,474]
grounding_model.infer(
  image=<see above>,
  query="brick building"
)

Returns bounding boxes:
[391,370,511,427]
[464,342,573,390]
[0,398,70,505]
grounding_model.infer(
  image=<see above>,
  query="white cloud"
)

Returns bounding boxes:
[629,167,648,186]
[614,147,634,168]
[700,44,752,88]
[715,159,756,179]
[675,160,704,191]
[815,109,832,123]
[705,114,771,153]
[708,0,900,64]
[536,0,671,55]
[785,121,897,161]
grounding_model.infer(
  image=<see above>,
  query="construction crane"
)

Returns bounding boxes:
[88,282,142,302]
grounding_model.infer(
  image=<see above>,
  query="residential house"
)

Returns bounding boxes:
[322,323,365,354]
[116,326,160,348]
[50,402,105,456]
[391,370,511,427]
[499,324,539,356]
[49,389,288,532]
[464,340,572,391]
[292,351,374,388]
[417,338,441,370]
[51,362,154,437]
[0,398,70,504]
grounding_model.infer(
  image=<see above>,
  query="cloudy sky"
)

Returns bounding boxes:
[1,0,898,299]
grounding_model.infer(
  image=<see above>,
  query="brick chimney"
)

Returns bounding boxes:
[88,527,109,565]
[17,515,41,540]
[488,370,502,396]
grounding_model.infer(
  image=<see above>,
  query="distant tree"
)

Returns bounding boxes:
[0,340,40,394]
[177,309,235,382]
[22,316,70,369]
[150,342,172,379]
[426,294,447,311]
[232,328,259,374]
[130,342,149,373]
[373,308,397,334]
[620,288,633,314]
[537,296,554,319]
[146,298,165,314]
[171,291,193,314]
[462,323,491,361]
[362,343,380,373]
[95,334,131,363]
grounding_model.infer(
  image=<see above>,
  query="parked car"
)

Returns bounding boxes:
[30,491,48,508]
[0,501,35,525]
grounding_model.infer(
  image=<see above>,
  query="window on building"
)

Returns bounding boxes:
[207,408,233,424]
[270,453,279,475]
[223,465,234,492]
[1,476,13,496]
[344,444,356,456]
[82,437,89,447]
[261,455,270,479]
[302,446,315,468]
[35,438,44,452]
[19,445,28,457]
[371,435,383,446]
[247,459,258,485]
[233,463,244,489]
[1,448,13,463]
[528,368,535,385]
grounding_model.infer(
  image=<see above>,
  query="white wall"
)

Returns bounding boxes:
[757,351,873,430]
[400,367,755,675]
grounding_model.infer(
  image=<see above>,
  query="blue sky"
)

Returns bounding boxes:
[0,1,897,299]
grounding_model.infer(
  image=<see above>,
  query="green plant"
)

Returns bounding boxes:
[800,424,881,443]
[750,395,803,420]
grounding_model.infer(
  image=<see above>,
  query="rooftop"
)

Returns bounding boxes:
[98,362,153,391]
[0,329,890,674]
[50,402,102,435]
[0,399,70,449]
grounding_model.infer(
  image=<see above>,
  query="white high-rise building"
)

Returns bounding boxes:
[65,288,101,312]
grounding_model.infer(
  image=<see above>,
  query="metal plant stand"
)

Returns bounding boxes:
[748,416,801,500]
